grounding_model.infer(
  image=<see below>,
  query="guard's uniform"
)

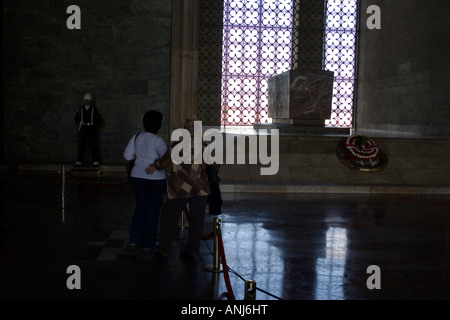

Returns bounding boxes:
[74,96,102,166]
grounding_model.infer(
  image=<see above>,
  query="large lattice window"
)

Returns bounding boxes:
[323,0,358,128]
[218,0,358,127]
[221,0,294,126]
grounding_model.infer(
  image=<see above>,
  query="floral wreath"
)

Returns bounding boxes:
[337,135,388,172]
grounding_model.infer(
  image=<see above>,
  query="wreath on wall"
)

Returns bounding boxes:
[337,135,388,172]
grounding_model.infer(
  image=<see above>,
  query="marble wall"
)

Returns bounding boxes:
[357,0,450,137]
[3,0,172,164]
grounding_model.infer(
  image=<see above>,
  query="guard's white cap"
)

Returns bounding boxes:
[84,93,92,100]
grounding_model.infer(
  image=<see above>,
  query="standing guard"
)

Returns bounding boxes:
[74,93,102,167]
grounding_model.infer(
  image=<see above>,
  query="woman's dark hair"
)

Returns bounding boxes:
[143,110,163,133]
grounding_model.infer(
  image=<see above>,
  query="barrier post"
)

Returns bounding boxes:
[61,165,65,210]
[61,165,66,223]
[178,207,189,230]
[177,207,189,240]
[244,280,256,300]
[204,217,223,273]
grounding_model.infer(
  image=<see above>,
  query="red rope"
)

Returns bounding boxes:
[183,203,234,299]
[1,170,60,194]
[190,205,234,299]
[218,232,236,300]
[67,171,129,187]
[185,205,234,298]
[202,231,214,241]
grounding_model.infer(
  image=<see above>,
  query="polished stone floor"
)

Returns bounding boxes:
[1,168,449,303]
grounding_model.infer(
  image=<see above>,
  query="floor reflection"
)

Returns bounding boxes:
[218,221,284,300]
[315,226,348,300]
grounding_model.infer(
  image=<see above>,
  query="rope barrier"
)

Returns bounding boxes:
[202,216,284,300]
[217,231,236,300]
[2,166,283,300]
[1,165,133,215]
[244,280,257,300]
[67,171,130,187]
[228,266,284,300]
[1,166,130,195]
[202,231,214,241]
[204,218,223,273]
[0,170,61,194]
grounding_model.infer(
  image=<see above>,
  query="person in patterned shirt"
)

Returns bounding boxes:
[148,119,216,261]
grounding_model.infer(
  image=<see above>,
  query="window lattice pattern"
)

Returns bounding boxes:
[221,0,294,126]
[323,0,358,128]
[213,0,358,127]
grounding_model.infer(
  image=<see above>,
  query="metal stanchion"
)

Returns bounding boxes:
[177,207,189,240]
[244,280,256,300]
[61,166,65,208]
[178,207,189,230]
[61,165,66,223]
[204,217,223,273]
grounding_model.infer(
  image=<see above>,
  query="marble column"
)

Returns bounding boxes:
[292,0,326,70]
[170,0,200,131]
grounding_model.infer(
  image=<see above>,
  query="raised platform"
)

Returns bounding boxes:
[3,135,449,195]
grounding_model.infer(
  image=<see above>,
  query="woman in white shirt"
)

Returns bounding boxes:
[123,110,168,251]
